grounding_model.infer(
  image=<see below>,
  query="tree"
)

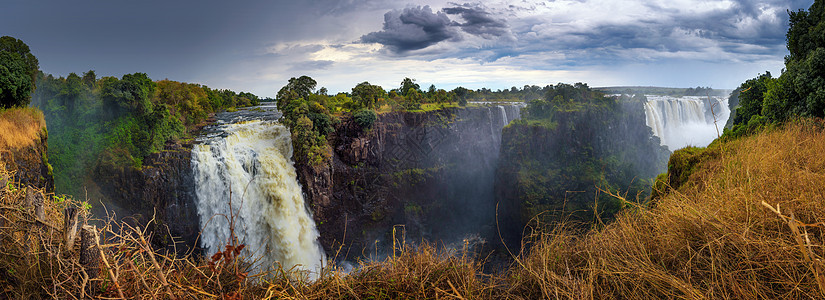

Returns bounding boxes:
[727,0,825,130]
[399,77,420,97]
[786,1,825,62]
[351,81,385,109]
[82,70,97,88]
[0,36,39,108]
[452,86,469,106]
[99,73,156,118]
[435,89,449,103]
[733,72,773,125]
[405,88,423,110]
[58,73,83,113]
[277,75,317,109]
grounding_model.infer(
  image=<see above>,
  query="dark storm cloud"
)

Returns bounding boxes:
[443,3,511,39]
[358,0,811,64]
[360,5,460,52]
[504,0,808,65]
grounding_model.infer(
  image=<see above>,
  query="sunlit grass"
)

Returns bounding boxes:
[0,107,46,150]
[507,119,825,299]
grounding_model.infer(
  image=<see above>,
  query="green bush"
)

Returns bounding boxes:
[353,109,377,129]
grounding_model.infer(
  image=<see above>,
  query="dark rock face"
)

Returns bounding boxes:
[0,128,53,191]
[94,141,199,254]
[296,107,519,258]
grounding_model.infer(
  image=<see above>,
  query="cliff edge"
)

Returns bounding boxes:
[0,107,53,191]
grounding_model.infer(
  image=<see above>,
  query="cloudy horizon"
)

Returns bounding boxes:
[1,0,813,96]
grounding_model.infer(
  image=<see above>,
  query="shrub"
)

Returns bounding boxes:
[353,109,377,129]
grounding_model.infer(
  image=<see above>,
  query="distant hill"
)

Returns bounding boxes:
[595,86,731,97]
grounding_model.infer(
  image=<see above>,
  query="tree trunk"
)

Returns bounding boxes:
[63,206,80,252]
[79,225,99,278]
[26,187,45,221]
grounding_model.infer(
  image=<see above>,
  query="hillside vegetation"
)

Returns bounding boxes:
[31,71,260,197]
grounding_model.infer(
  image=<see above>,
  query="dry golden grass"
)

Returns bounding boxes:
[0,107,46,150]
[2,119,825,299]
[508,120,825,299]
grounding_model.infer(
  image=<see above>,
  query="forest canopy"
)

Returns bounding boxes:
[31,70,259,196]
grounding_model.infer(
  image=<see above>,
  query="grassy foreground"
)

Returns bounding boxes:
[1,120,824,299]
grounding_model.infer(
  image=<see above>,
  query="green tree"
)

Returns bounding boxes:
[786,1,825,62]
[82,70,97,88]
[99,73,156,119]
[733,72,772,125]
[405,88,423,110]
[291,115,329,166]
[351,81,385,109]
[58,73,84,113]
[452,86,469,106]
[0,36,39,108]
[427,84,436,97]
[399,77,420,97]
[277,75,317,109]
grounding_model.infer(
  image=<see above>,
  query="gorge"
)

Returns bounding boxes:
[98,91,734,271]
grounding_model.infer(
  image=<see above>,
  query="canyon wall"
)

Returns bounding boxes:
[298,106,521,258]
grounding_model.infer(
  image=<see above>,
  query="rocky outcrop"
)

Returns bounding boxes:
[94,140,198,254]
[0,127,53,192]
[296,107,520,258]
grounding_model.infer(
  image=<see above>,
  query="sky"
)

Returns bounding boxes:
[0,0,814,97]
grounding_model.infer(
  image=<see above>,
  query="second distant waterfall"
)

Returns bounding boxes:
[643,95,730,150]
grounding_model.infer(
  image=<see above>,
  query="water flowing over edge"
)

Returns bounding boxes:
[643,95,730,150]
[192,119,325,277]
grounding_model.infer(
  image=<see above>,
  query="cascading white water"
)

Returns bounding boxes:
[497,105,508,127]
[643,95,730,150]
[192,120,325,276]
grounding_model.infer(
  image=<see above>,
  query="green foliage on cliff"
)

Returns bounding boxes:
[291,115,332,167]
[353,108,377,129]
[499,83,669,229]
[32,71,258,197]
[727,1,825,137]
[276,76,338,167]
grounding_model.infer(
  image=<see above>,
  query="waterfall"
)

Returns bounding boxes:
[643,95,730,150]
[497,105,508,127]
[192,120,325,276]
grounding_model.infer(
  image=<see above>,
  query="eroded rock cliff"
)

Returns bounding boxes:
[94,140,199,254]
[296,106,519,258]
